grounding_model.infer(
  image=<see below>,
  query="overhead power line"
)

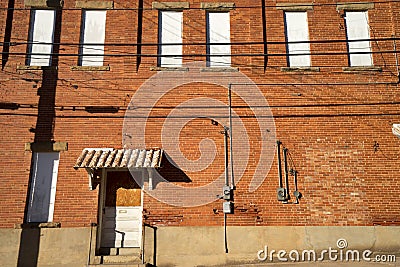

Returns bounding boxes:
[7,49,400,58]
[2,36,400,47]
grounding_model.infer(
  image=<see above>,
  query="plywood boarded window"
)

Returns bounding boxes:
[27,152,60,223]
[284,12,311,67]
[105,171,142,207]
[27,9,56,66]
[206,12,231,67]
[79,10,107,66]
[345,11,372,66]
[158,11,183,67]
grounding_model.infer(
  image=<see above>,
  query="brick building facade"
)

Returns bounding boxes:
[0,0,399,266]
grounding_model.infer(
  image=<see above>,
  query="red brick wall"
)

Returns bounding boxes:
[0,0,399,228]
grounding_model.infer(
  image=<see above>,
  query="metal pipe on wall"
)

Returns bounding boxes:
[228,84,235,189]
[277,141,283,188]
[224,126,229,187]
[283,148,290,202]
[224,213,228,253]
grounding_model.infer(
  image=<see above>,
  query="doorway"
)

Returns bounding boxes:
[100,171,143,248]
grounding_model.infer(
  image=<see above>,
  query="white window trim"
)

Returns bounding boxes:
[27,9,56,66]
[158,10,183,67]
[345,11,373,67]
[79,10,107,66]
[206,11,231,67]
[284,11,311,67]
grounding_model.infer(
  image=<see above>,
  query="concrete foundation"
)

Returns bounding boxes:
[143,226,400,267]
[0,227,91,267]
[0,226,399,266]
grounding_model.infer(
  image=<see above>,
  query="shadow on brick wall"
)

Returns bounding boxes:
[17,9,62,267]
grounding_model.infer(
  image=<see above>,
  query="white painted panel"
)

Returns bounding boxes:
[346,11,372,66]
[47,157,59,222]
[285,12,311,67]
[207,12,231,67]
[81,10,107,66]
[160,11,183,67]
[103,220,140,230]
[101,206,142,248]
[115,221,140,230]
[29,10,55,66]
[27,152,60,223]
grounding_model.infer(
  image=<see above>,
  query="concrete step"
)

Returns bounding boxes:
[90,255,143,266]
[102,255,141,264]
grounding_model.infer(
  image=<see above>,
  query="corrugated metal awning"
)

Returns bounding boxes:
[74,148,163,169]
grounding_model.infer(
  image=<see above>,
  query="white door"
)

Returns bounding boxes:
[100,171,142,248]
[102,206,142,247]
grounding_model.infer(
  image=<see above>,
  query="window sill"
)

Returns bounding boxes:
[150,66,189,71]
[200,67,239,72]
[281,67,320,72]
[15,222,61,229]
[71,66,110,71]
[17,65,57,71]
[342,66,382,72]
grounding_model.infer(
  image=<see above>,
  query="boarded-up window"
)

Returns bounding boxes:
[27,9,56,66]
[27,152,60,223]
[79,10,107,66]
[158,11,183,67]
[284,12,311,67]
[345,11,372,66]
[207,12,231,67]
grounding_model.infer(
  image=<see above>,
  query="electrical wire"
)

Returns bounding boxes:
[4,37,400,47]
[5,49,400,58]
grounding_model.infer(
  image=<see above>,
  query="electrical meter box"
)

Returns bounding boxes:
[223,185,232,201]
[223,201,233,214]
[277,187,287,201]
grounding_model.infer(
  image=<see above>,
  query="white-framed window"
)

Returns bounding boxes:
[345,11,372,66]
[79,10,107,66]
[158,10,183,67]
[206,12,231,67]
[284,12,311,67]
[27,9,56,66]
[27,152,60,223]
